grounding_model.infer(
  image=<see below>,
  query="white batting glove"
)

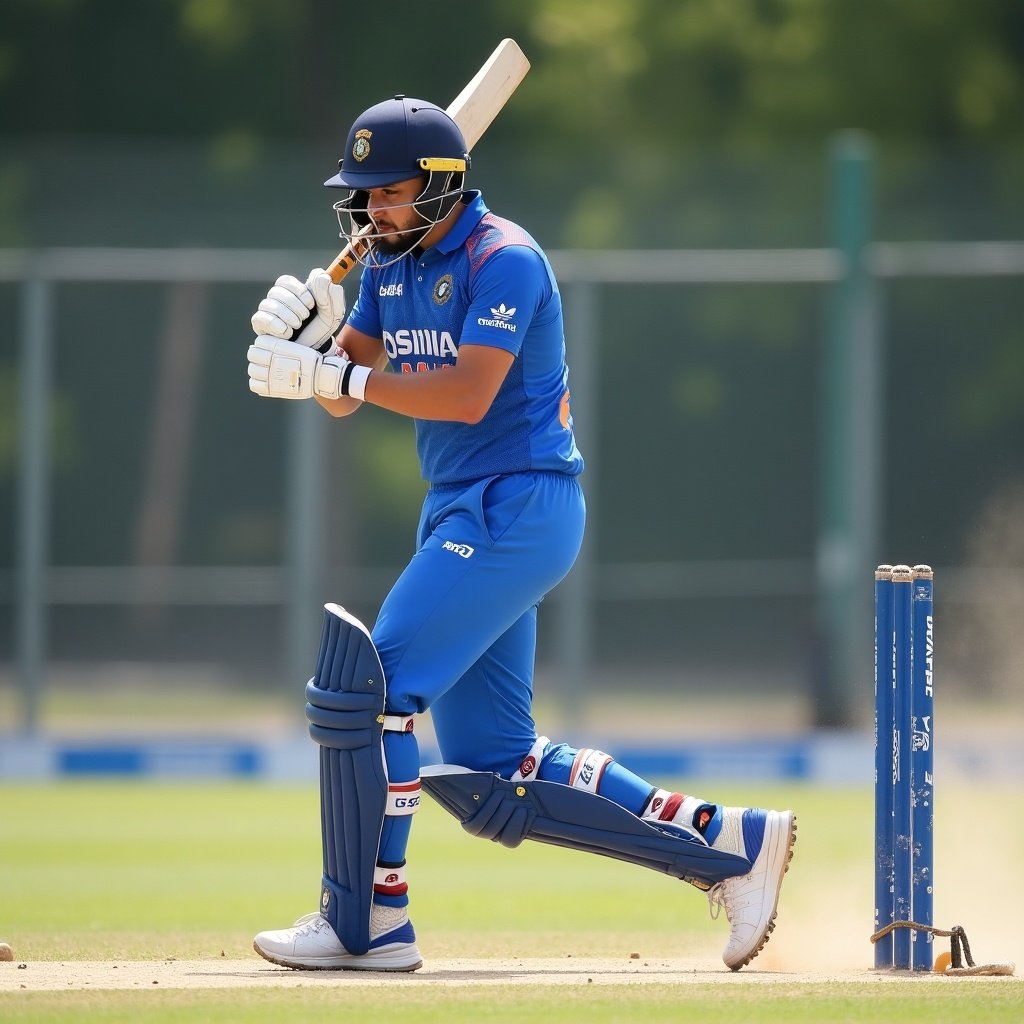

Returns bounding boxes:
[250,269,346,351]
[251,275,313,340]
[247,337,370,401]
[295,268,346,350]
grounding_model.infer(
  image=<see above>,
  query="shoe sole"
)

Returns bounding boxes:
[726,811,798,971]
[253,940,423,972]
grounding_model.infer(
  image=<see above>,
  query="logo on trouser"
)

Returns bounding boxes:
[442,540,475,558]
[321,886,331,912]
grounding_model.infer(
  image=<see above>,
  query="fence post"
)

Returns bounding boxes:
[16,272,54,734]
[556,281,598,718]
[816,132,882,727]
[285,401,325,692]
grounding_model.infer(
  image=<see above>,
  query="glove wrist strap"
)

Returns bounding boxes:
[342,363,372,402]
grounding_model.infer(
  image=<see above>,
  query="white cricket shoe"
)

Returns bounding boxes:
[706,807,797,970]
[253,904,423,972]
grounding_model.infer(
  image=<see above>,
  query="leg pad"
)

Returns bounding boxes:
[305,604,388,956]
[421,765,750,888]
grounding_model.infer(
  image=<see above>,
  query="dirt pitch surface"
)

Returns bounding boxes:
[2,957,1019,992]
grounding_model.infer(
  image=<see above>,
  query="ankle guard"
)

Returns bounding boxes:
[420,765,750,889]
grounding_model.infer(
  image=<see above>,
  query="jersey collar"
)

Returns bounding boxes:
[429,191,489,257]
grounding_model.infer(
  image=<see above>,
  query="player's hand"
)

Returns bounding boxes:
[250,269,346,351]
[247,337,353,401]
[298,268,347,349]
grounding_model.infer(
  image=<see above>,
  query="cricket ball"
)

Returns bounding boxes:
[0,942,14,962]
[933,950,952,973]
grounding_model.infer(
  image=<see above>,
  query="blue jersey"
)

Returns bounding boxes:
[346,191,584,485]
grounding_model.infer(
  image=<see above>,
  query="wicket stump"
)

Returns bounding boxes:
[873,563,934,971]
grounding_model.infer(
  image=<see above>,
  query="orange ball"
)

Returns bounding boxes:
[933,950,952,973]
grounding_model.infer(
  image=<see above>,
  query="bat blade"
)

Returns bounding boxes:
[446,38,531,150]
[326,39,530,284]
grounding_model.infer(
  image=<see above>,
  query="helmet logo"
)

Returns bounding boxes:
[352,129,372,162]
[433,273,454,305]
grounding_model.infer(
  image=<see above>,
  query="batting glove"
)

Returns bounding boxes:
[247,337,370,401]
[250,268,346,352]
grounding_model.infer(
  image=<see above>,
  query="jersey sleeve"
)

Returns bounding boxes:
[459,245,551,356]
[345,268,382,338]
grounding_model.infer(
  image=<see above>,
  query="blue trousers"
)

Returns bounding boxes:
[373,470,585,774]
[365,471,704,900]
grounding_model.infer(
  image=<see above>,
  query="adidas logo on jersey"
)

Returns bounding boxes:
[477,302,517,332]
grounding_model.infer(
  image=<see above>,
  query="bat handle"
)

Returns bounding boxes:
[327,245,360,284]
[328,224,374,283]
[285,237,368,352]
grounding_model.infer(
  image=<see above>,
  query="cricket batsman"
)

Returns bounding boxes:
[246,94,797,972]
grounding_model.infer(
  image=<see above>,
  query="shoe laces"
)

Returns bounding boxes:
[706,881,730,922]
[291,911,331,934]
[707,877,749,922]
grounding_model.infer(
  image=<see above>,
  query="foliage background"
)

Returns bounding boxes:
[1,0,1023,723]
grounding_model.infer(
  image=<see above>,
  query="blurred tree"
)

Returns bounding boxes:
[509,0,1024,149]
[4,1,1020,253]
[1,0,1021,149]
[0,0,1022,705]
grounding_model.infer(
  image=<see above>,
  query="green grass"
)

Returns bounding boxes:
[0,781,804,957]
[1,781,1020,1022]
[5,985,1024,1024]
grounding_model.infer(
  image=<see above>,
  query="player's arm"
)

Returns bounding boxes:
[355,343,514,424]
[348,245,543,422]
[253,315,513,422]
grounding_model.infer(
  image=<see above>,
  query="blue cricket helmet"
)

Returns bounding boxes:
[325,95,469,189]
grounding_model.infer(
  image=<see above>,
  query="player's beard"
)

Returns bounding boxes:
[373,221,431,258]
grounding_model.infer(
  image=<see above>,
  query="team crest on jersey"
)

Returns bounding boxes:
[433,273,454,305]
[352,129,372,162]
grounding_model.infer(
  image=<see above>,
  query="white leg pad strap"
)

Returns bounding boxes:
[569,748,614,794]
[642,789,711,842]
[512,736,549,782]
[373,863,407,896]
[386,781,422,816]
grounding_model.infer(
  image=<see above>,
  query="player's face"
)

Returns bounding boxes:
[368,176,428,253]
